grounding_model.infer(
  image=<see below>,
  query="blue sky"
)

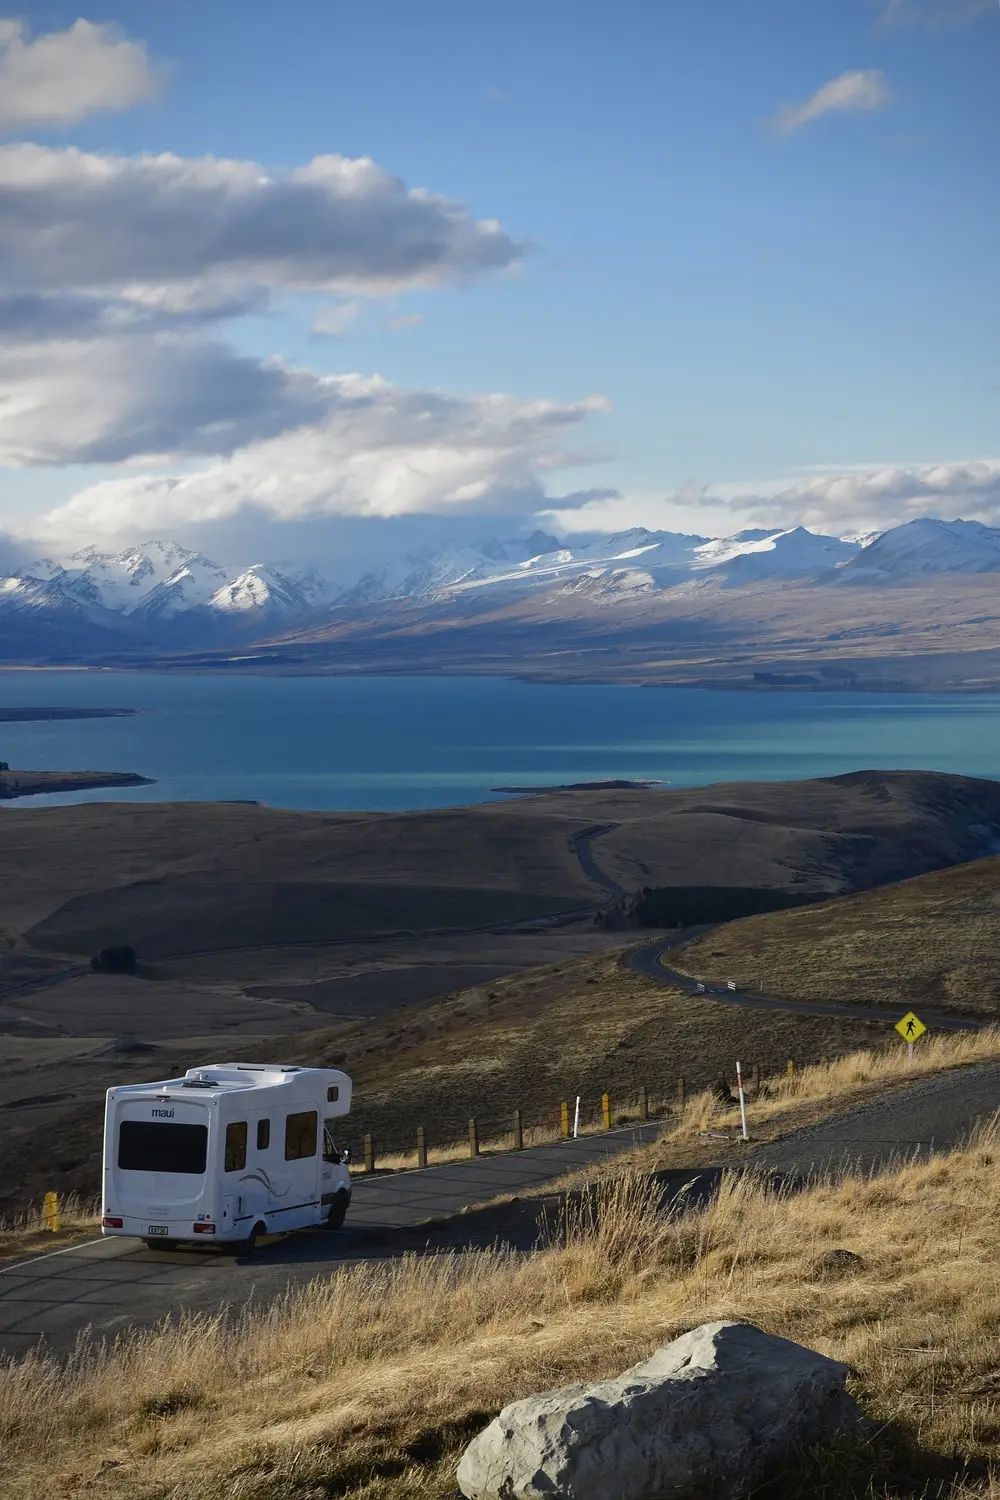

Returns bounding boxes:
[1,0,998,563]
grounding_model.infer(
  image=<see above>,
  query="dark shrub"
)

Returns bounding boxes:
[91,944,138,974]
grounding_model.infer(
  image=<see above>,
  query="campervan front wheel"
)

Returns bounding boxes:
[326,1190,350,1230]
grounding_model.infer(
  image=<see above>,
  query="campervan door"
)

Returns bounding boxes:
[231,1100,326,1234]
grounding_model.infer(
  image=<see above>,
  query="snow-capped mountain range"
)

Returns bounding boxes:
[1,516,999,658]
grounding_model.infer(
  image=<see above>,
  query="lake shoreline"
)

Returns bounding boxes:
[0,770,155,800]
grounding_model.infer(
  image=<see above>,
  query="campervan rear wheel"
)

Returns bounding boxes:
[327,1190,350,1230]
[242,1221,267,1253]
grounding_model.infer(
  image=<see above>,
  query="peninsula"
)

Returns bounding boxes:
[0,708,137,722]
[0,768,154,800]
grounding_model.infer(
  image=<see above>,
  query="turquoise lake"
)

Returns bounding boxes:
[2,671,999,810]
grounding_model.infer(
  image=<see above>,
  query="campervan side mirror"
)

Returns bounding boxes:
[341,1145,351,1165]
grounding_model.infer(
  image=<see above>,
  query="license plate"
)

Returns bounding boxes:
[147,1225,168,1236]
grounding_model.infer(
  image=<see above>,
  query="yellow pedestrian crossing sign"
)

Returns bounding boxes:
[895,1011,927,1044]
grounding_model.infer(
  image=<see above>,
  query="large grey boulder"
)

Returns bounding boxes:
[457,1320,860,1500]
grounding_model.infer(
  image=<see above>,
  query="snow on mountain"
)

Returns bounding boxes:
[130,556,232,621]
[208,564,320,619]
[21,556,65,582]
[450,528,709,597]
[690,526,859,585]
[340,532,563,605]
[835,518,1000,582]
[0,572,119,629]
[61,541,225,615]
[558,568,656,599]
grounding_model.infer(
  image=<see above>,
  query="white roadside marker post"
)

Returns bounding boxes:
[572,1095,581,1139]
[735,1060,749,1142]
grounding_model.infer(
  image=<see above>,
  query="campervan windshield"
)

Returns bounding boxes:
[117,1120,208,1175]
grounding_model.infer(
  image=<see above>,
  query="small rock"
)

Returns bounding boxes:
[813,1248,865,1279]
[457,1320,861,1500]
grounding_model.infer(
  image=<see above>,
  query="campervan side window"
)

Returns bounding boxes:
[118,1121,207,1174]
[256,1119,270,1151]
[225,1121,247,1172]
[284,1110,317,1161]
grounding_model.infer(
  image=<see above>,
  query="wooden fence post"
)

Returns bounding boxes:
[416,1124,427,1168]
[363,1133,375,1174]
[560,1100,570,1137]
[751,1063,761,1099]
[638,1084,649,1122]
[601,1092,612,1130]
[513,1109,523,1151]
[676,1077,686,1112]
[786,1059,795,1079]
[468,1117,479,1158]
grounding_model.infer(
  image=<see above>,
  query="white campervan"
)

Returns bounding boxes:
[101,1062,352,1250]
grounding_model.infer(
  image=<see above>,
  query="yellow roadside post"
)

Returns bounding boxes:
[601,1092,612,1130]
[42,1191,60,1233]
[560,1101,570,1137]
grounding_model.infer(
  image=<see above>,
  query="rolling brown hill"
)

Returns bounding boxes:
[8,768,1000,961]
[677,853,1000,1017]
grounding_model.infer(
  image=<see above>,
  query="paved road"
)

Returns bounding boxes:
[0,1120,662,1358]
[5,1059,1000,1360]
[627,935,982,1033]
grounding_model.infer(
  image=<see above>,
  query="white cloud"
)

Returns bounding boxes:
[724,459,1000,534]
[24,378,610,547]
[770,70,892,136]
[0,18,162,132]
[0,336,331,465]
[0,144,523,302]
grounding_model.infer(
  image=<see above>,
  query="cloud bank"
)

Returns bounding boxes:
[745,460,1000,534]
[0,145,523,300]
[25,379,610,547]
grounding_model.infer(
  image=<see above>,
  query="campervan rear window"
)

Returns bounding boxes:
[118,1120,208,1174]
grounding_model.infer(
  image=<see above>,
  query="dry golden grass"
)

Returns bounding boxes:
[666,1023,1000,1142]
[0,1193,98,1262]
[679,854,1000,1017]
[4,1119,1000,1499]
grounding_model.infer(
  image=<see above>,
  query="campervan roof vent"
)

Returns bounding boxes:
[181,1075,221,1089]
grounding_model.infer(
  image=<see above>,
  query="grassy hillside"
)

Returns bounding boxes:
[678,854,1000,1017]
[0,948,890,1215]
[4,1114,1000,1498]
[298,948,888,1157]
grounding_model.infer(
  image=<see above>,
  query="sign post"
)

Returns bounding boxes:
[42,1191,60,1233]
[895,1011,927,1065]
[735,1061,749,1142]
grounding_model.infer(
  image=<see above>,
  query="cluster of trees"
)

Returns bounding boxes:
[629,885,820,928]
